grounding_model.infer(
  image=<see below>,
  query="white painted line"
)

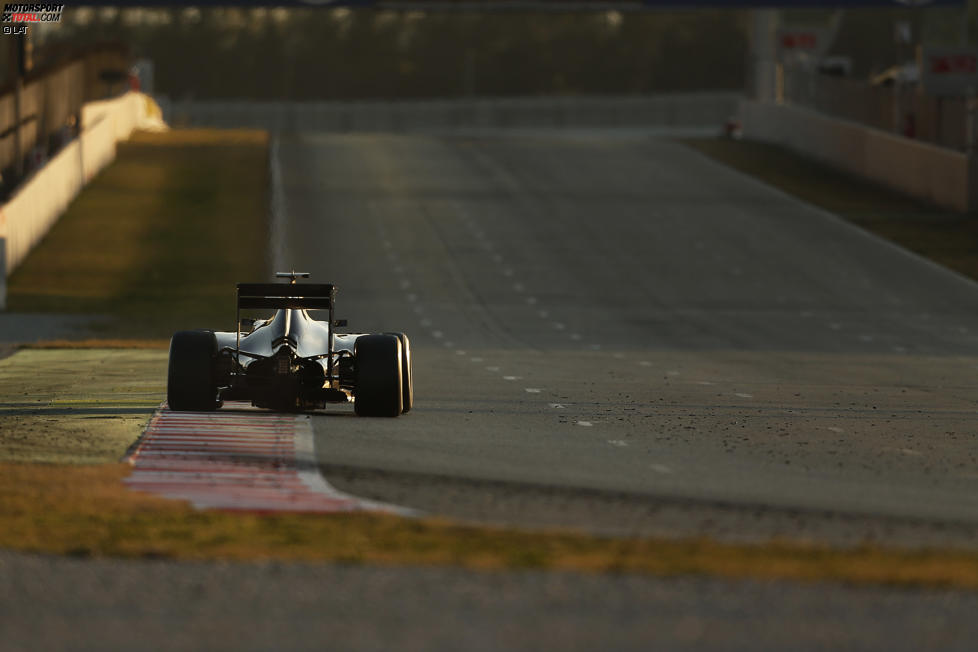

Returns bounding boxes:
[639,361,652,367]
[524,388,541,393]
[431,330,444,339]
[486,366,500,372]
[502,375,522,381]
[826,426,844,433]
[734,392,753,399]
[470,357,484,363]
[667,370,680,376]
[549,403,567,409]
[650,464,673,474]
[456,350,467,356]
[608,440,628,447]
[696,381,714,386]
[576,421,593,427]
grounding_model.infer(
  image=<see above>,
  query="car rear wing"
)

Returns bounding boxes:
[237,283,335,311]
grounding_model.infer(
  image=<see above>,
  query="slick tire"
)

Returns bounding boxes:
[167,330,219,411]
[354,334,403,417]
[384,331,414,414]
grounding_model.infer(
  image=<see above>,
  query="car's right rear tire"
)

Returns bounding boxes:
[354,334,403,417]
[167,330,219,411]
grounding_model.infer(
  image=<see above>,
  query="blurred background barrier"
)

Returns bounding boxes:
[0,91,163,309]
[158,93,742,132]
[740,98,975,213]
[782,65,969,152]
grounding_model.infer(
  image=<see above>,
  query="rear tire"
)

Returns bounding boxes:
[354,334,403,417]
[167,330,219,411]
[384,332,413,414]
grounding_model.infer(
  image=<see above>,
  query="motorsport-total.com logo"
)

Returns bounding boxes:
[2,3,64,34]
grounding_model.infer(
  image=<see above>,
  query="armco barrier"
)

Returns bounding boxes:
[740,99,975,214]
[0,92,157,309]
[159,93,742,132]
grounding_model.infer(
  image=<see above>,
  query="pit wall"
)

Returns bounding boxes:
[0,92,164,309]
[740,99,976,214]
[159,93,741,131]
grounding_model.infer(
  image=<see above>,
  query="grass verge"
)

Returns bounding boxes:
[3,461,978,589]
[683,138,978,282]
[0,349,165,464]
[6,128,269,339]
[3,348,978,587]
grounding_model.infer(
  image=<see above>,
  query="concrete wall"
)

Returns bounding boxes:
[159,93,741,132]
[0,92,154,309]
[740,99,975,214]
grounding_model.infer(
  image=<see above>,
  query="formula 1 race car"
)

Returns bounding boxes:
[166,272,412,416]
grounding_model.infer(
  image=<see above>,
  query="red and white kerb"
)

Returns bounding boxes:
[125,403,411,515]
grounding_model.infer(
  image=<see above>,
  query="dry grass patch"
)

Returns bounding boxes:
[7,128,269,339]
[3,461,978,589]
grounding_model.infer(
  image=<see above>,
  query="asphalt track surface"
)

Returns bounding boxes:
[277,131,978,545]
[10,129,978,651]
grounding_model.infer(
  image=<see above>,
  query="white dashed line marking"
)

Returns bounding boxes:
[576,421,593,427]
[549,403,567,409]
[826,426,844,433]
[639,361,652,367]
[470,357,484,363]
[608,440,628,447]
[734,392,753,399]
[502,375,522,381]
[524,388,541,393]
[650,464,673,474]
[486,366,500,372]
[431,331,444,339]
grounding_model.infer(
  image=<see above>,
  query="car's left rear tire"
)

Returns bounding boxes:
[167,330,219,411]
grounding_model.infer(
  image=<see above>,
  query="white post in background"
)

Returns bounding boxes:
[751,10,780,102]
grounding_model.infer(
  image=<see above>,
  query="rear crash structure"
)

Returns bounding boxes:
[167,273,413,416]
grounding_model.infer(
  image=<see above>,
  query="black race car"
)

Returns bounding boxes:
[166,272,412,416]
